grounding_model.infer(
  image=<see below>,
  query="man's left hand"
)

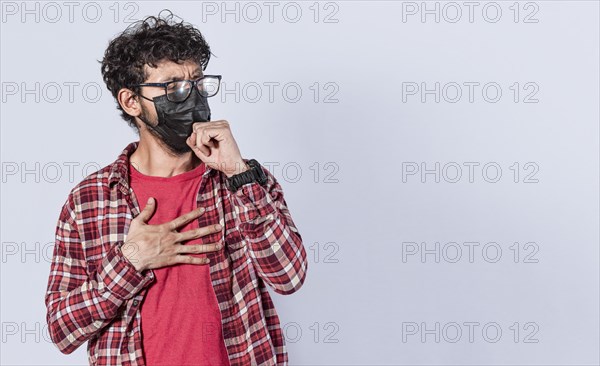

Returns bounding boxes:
[186,120,249,178]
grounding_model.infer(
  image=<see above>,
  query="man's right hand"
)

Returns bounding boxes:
[121,197,222,272]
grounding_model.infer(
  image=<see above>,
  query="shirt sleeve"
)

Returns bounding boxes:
[227,160,308,295]
[44,193,154,354]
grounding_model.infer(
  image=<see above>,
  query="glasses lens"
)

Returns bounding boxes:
[197,76,220,98]
[166,80,192,102]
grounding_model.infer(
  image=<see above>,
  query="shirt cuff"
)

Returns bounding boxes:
[97,243,154,300]
[231,181,277,225]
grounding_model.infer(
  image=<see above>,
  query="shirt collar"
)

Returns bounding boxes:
[108,141,217,194]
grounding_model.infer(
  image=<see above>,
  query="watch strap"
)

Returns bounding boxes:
[226,159,267,192]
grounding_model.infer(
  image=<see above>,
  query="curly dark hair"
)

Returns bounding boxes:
[100,10,212,130]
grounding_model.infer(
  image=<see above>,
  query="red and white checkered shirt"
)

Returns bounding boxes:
[44,141,308,365]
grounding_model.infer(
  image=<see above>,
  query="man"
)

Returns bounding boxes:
[44,12,308,366]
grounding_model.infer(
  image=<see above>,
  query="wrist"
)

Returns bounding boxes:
[121,242,145,272]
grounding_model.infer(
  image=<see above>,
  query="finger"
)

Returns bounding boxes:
[174,223,222,242]
[192,121,225,134]
[136,197,156,224]
[187,132,211,157]
[165,206,206,231]
[200,127,224,145]
[192,123,205,134]
[191,140,211,158]
[189,129,212,156]
[174,254,210,265]
[186,132,197,149]
[177,242,223,254]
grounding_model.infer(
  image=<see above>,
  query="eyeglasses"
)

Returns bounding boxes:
[135,75,222,103]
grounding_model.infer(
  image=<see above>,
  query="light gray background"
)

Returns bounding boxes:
[1,1,599,365]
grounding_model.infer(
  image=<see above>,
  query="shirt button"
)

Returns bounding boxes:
[133,300,139,306]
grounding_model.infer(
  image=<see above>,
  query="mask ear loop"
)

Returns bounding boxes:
[135,101,155,129]
[135,90,155,103]
[128,87,152,127]
[133,90,159,130]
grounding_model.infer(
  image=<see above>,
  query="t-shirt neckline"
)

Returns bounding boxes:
[129,161,206,183]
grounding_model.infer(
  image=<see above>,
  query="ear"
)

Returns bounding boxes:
[118,88,142,118]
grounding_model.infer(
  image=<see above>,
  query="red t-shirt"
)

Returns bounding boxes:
[129,162,231,366]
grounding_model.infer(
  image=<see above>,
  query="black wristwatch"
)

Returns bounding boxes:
[225,159,268,192]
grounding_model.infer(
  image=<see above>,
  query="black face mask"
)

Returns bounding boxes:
[139,89,211,154]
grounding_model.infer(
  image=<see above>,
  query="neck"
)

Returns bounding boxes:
[130,133,202,178]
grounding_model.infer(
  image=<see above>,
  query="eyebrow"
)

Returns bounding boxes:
[158,69,204,83]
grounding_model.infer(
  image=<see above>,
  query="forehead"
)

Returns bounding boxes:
[143,60,202,82]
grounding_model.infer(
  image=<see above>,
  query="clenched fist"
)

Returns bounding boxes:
[185,120,249,178]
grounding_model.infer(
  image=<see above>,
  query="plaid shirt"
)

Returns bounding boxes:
[45,141,308,366]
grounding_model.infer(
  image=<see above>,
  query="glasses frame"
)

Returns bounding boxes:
[135,74,222,103]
